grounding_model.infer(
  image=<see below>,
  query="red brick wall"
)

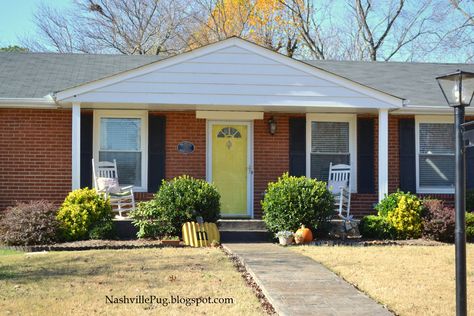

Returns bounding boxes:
[0,109,457,218]
[0,109,72,210]
[253,113,294,218]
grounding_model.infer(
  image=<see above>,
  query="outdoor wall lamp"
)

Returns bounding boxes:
[268,117,277,135]
[436,70,474,316]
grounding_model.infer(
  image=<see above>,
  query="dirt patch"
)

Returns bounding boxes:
[308,238,447,247]
[221,246,276,316]
[0,239,183,252]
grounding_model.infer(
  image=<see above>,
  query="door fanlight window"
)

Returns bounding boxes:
[217,127,241,138]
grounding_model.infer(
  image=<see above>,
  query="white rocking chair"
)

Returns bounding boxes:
[327,163,352,222]
[92,159,136,218]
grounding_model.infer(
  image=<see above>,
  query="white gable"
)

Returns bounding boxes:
[56,38,402,108]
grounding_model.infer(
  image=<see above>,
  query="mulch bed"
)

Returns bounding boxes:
[307,238,448,247]
[221,246,277,316]
[1,239,185,252]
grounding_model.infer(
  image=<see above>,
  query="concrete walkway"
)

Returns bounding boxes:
[224,243,392,316]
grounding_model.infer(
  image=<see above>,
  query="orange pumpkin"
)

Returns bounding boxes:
[296,225,313,243]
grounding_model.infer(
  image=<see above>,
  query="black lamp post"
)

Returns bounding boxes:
[436,70,474,316]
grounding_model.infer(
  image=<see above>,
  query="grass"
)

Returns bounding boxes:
[0,248,264,316]
[292,244,474,316]
[0,249,23,256]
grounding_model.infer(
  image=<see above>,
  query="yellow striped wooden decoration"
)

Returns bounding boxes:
[182,222,220,247]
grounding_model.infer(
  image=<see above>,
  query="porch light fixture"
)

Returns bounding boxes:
[436,69,474,316]
[268,117,277,135]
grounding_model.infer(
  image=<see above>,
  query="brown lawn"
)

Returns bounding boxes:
[0,248,264,316]
[292,244,474,316]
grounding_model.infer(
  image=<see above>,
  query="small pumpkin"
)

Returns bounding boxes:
[295,225,313,243]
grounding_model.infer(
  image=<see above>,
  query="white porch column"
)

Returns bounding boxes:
[378,108,389,201]
[72,102,81,190]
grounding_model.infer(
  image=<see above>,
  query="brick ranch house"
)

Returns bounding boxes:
[1,37,473,219]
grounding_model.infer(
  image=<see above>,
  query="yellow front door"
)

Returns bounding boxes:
[212,124,248,216]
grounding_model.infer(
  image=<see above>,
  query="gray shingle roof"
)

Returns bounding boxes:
[0,52,161,99]
[305,60,474,107]
[1,51,473,107]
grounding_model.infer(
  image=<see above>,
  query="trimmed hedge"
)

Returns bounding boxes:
[130,175,220,238]
[262,173,334,235]
[422,199,455,242]
[0,201,60,246]
[56,188,114,241]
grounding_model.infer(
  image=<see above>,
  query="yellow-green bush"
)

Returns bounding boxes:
[367,191,423,240]
[56,188,114,241]
[385,193,423,239]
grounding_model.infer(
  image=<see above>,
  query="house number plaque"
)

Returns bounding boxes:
[177,141,195,154]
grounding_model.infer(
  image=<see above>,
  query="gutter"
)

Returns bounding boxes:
[0,96,59,109]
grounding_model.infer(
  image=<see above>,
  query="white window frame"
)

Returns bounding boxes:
[93,110,148,192]
[306,113,357,192]
[415,115,454,194]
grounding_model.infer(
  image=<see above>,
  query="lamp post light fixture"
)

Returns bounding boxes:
[268,116,277,135]
[436,70,474,316]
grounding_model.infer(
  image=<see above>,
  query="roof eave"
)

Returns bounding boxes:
[0,97,58,109]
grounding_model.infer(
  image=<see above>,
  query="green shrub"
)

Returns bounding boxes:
[375,191,402,217]
[422,199,455,243]
[56,188,113,241]
[359,215,394,239]
[373,191,423,239]
[130,175,220,238]
[89,221,116,240]
[130,200,173,238]
[261,173,334,234]
[467,212,474,242]
[0,201,60,245]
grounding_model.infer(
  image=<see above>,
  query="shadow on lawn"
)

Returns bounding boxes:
[0,250,221,282]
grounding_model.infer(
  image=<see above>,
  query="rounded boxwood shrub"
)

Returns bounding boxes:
[422,199,455,243]
[0,200,60,246]
[131,175,220,238]
[359,215,394,239]
[261,173,334,235]
[56,188,114,241]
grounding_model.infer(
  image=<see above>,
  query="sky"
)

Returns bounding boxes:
[0,0,73,47]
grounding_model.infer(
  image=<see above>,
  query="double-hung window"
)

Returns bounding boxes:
[416,116,454,193]
[94,111,148,191]
[306,114,356,190]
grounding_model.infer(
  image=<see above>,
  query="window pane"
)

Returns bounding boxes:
[419,123,454,154]
[311,154,350,181]
[419,154,454,188]
[100,118,141,151]
[311,122,349,153]
[99,151,142,186]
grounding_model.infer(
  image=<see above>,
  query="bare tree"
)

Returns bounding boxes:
[282,0,442,61]
[23,0,192,55]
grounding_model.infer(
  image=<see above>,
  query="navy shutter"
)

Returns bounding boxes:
[466,120,474,190]
[399,118,416,193]
[148,115,166,193]
[80,112,93,188]
[289,117,306,176]
[357,118,375,193]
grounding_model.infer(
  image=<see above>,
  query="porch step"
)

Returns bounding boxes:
[217,219,267,231]
[218,219,272,243]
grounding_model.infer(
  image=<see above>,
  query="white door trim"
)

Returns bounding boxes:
[206,120,254,218]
